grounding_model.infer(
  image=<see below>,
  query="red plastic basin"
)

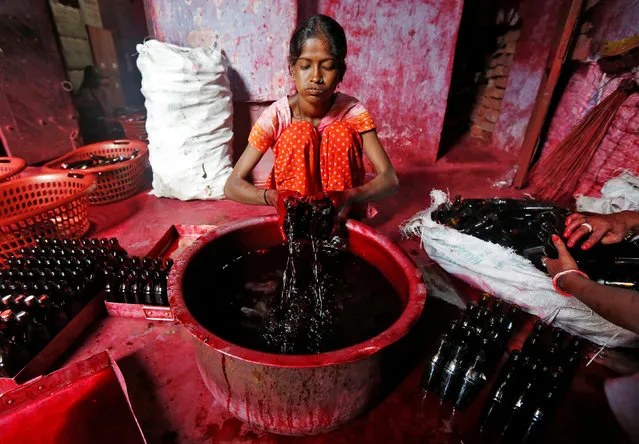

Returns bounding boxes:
[168,216,426,435]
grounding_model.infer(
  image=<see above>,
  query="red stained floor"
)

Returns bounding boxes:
[40,150,628,443]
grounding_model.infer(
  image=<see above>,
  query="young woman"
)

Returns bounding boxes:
[224,15,398,216]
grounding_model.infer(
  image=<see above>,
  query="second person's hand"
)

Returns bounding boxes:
[564,211,633,250]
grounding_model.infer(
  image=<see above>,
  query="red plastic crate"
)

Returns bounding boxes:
[0,351,147,444]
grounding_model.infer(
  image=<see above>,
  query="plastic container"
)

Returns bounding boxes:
[0,157,27,183]
[0,351,147,443]
[42,140,149,205]
[117,113,148,142]
[0,172,95,262]
[169,216,427,435]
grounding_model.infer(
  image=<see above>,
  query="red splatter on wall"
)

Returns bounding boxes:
[317,0,464,166]
[492,0,567,155]
[143,0,297,102]
[142,0,463,166]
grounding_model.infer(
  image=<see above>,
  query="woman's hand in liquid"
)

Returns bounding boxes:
[267,190,302,239]
[563,211,637,249]
[325,191,351,219]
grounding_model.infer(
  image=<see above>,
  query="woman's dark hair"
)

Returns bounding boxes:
[80,65,101,90]
[289,15,347,81]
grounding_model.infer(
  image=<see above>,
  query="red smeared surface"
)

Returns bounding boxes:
[0,353,146,444]
[320,0,464,166]
[144,0,297,102]
[492,0,566,155]
[591,0,639,46]
[42,157,629,442]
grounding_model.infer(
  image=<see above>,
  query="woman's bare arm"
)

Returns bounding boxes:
[345,130,399,205]
[224,144,275,206]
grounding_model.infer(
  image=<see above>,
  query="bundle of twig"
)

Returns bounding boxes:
[529,79,637,202]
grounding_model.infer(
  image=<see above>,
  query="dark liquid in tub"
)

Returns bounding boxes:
[191,243,402,354]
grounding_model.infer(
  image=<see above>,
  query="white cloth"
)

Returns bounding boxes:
[576,170,639,214]
[136,40,233,200]
[401,190,639,348]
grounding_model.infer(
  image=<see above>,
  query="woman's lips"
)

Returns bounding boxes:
[306,88,324,96]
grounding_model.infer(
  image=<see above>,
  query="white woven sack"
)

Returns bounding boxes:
[136,40,233,200]
[401,190,639,348]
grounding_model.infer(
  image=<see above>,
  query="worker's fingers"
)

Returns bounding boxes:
[566,225,591,248]
[565,213,585,225]
[564,214,588,237]
[578,228,607,250]
[552,234,569,254]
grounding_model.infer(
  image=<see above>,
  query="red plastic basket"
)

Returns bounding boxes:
[0,157,27,183]
[119,117,147,142]
[42,140,149,205]
[0,172,96,262]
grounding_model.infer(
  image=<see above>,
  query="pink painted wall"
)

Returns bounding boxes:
[142,0,463,166]
[492,0,567,154]
[313,1,464,166]
[143,0,297,102]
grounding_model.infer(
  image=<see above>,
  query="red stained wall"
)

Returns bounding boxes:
[492,0,567,155]
[141,0,463,167]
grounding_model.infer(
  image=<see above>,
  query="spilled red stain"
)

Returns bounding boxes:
[220,354,231,410]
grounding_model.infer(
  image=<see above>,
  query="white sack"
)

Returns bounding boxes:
[401,190,639,348]
[576,170,639,214]
[136,40,233,200]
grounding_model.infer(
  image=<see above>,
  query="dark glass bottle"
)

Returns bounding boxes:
[551,327,566,347]
[421,331,453,393]
[478,293,491,307]
[454,338,490,410]
[492,298,505,314]
[438,330,472,400]
[153,270,168,305]
[15,311,51,355]
[37,295,68,334]
[0,309,25,344]
[480,370,517,433]
[499,380,538,440]
[0,334,31,377]
[521,323,545,358]
[510,386,561,444]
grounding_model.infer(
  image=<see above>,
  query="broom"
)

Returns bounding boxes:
[529,78,637,202]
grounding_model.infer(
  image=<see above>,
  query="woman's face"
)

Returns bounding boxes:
[290,37,341,106]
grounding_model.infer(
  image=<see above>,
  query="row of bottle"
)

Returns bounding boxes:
[0,295,69,377]
[431,196,639,287]
[478,322,583,443]
[0,238,119,316]
[421,294,521,411]
[105,257,173,306]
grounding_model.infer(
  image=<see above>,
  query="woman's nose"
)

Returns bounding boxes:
[310,67,322,83]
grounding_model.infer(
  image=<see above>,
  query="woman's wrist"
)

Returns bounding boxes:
[265,189,277,206]
[555,270,590,296]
